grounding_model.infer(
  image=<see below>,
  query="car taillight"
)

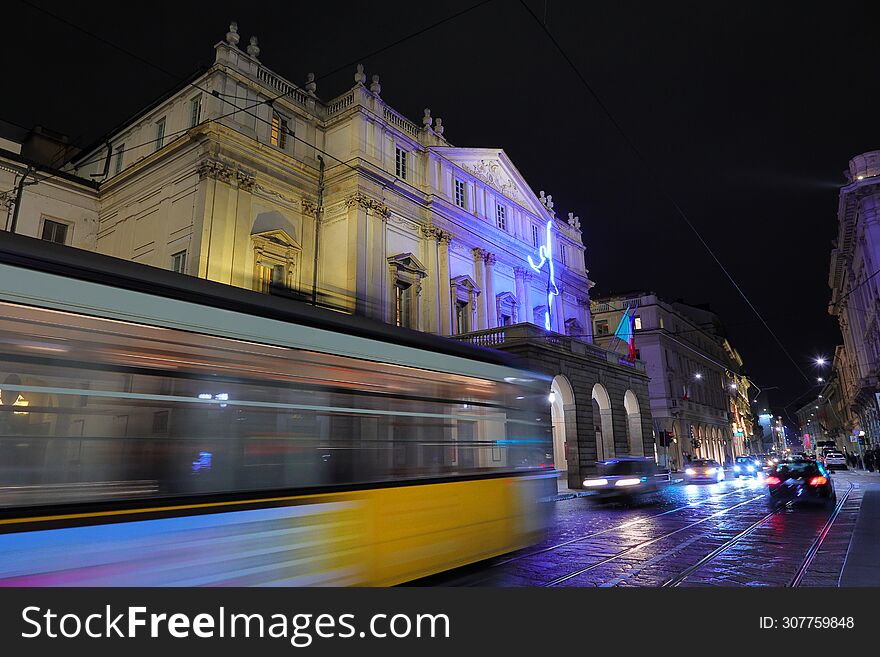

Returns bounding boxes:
[765,476,781,485]
[809,476,828,486]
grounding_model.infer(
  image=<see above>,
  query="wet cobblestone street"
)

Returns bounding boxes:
[420,470,877,587]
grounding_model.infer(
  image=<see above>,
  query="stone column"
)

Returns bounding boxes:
[438,231,453,335]
[484,252,497,328]
[515,267,533,325]
[421,227,441,334]
[553,283,565,334]
[514,267,526,324]
[472,248,487,329]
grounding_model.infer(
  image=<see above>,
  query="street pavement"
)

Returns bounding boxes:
[417,468,880,587]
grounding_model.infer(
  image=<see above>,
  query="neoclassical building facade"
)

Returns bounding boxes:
[828,150,880,448]
[1,22,654,487]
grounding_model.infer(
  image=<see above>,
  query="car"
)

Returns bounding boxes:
[684,459,725,483]
[733,455,762,478]
[823,451,847,471]
[581,457,663,501]
[766,459,836,506]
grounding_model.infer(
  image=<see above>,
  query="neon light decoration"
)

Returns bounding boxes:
[528,220,559,331]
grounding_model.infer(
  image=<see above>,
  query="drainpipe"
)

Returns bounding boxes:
[311,155,325,307]
[8,166,35,234]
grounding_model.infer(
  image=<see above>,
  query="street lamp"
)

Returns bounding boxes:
[815,357,827,367]
[694,373,703,380]
[817,377,824,383]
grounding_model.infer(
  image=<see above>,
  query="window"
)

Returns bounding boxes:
[41,219,68,244]
[501,314,512,326]
[394,281,414,328]
[454,179,466,209]
[114,144,124,174]
[455,300,470,334]
[256,260,286,293]
[660,316,665,330]
[190,95,202,127]
[595,319,610,336]
[496,204,506,230]
[171,250,187,274]
[634,315,642,330]
[152,411,169,434]
[560,245,567,265]
[155,117,166,151]
[531,224,540,248]
[270,112,288,148]
[395,147,407,180]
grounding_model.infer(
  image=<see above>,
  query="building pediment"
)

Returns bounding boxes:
[431,147,552,219]
[387,252,427,277]
[251,228,300,250]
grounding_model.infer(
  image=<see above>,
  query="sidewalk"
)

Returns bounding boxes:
[839,483,880,586]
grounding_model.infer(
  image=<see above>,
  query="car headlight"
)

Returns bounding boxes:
[615,478,642,487]
[747,465,755,472]
[583,478,608,487]
[734,465,741,472]
[685,468,696,475]
[705,468,716,474]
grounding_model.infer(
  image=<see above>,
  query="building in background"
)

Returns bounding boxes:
[590,292,753,468]
[828,150,880,450]
[0,21,654,488]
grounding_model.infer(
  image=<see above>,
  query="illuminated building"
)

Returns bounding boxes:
[0,22,654,489]
[828,150,880,449]
[591,292,753,468]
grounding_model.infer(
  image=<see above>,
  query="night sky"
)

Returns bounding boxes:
[4,1,878,423]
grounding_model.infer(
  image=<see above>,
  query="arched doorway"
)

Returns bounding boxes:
[592,383,614,461]
[550,375,576,472]
[623,390,644,456]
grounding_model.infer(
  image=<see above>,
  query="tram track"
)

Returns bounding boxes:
[543,493,765,586]
[659,481,855,588]
[494,485,754,568]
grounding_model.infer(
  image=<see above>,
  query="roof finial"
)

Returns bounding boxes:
[434,118,444,136]
[422,108,433,129]
[226,22,240,47]
[247,36,260,58]
[354,64,366,85]
[305,72,317,95]
[370,74,381,96]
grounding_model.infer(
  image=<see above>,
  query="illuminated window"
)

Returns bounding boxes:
[531,224,540,248]
[41,219,68,244]
[171,250,187,274]
[114,144,124,174]
[634,315,642,330]
[190,95,202,127]
[454,179,466,208]
[155,117,166,151]
[395,147,407,180]
[496,204,506,230]
[256,260,286,293]
[270,112,288,149]
[595,319,610,336]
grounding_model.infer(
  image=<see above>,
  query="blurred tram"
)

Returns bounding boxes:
[0,234,554,586]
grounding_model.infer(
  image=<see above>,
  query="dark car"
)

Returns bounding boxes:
[766,459,836,506]
[733,455,762,478]
[684,458,725,483]
[581,457,663,501]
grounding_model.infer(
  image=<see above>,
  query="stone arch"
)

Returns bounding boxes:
[550,375,577,472]
[592,383,614,461]
[623,389,644,456]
